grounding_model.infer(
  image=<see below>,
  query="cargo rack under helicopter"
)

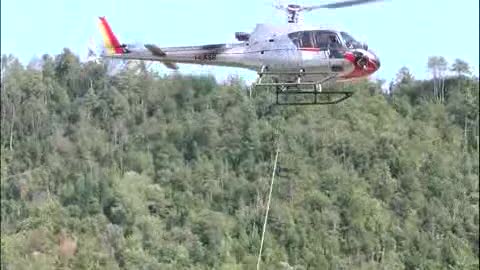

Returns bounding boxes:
[253,66,354,105]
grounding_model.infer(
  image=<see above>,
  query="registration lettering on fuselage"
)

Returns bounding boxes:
[194,53,217,61]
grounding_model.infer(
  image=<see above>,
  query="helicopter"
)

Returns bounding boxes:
[96,0,382,105]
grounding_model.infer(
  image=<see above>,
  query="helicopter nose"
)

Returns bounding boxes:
[368,51,380,71]
[368,57,380,71]
[343,50,380,79]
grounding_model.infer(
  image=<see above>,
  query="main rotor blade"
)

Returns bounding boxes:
[303,0,382,11]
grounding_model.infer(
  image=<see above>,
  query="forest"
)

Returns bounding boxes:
[1,49,479,269]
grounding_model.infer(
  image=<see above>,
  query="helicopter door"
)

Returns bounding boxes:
[289,31,327,72]
[314,31,344,72]
[288,31,343,72]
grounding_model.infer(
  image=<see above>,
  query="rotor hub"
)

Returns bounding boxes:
[286,4,302,23]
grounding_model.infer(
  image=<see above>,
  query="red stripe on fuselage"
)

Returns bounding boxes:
[300,47,321,52]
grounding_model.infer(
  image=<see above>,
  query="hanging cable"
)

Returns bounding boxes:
[256,144,280,270]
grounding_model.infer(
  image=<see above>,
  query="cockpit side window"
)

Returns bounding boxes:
[288,32,301,48]
[301,32,314,48]
[289,31,342,49]
[288,31,314,48]
[314,32,329,49]
[314,31,341,49]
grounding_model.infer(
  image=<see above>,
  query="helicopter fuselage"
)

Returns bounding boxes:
[105,23,380,84]
[97,1,383,105]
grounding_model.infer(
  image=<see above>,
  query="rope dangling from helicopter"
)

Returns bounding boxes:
[256,139,281,270]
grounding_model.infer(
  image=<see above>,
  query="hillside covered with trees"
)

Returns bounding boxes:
[1,50,479,269]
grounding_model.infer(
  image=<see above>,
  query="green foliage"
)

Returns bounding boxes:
[1,52,478,269]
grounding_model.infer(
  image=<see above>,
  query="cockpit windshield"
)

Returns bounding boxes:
[340,32,362,49]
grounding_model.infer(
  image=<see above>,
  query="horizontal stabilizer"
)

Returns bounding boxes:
[144,44,179,70]
[163,62,179,70]
[144,44,166,56]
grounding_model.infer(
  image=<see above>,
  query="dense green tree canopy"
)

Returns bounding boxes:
[1,51,479,269]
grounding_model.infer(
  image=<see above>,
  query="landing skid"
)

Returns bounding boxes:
[253,67,354,105]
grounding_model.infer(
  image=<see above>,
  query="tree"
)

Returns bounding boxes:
[450,58,471,77]
[1,50,478,269]
[427,56,448,103]
[395,66,414,85]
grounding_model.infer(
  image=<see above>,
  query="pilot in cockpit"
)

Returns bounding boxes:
[329,36,339,46]
[327,34,343,58]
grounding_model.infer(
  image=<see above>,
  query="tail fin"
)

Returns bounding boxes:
[98,16,126,54]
